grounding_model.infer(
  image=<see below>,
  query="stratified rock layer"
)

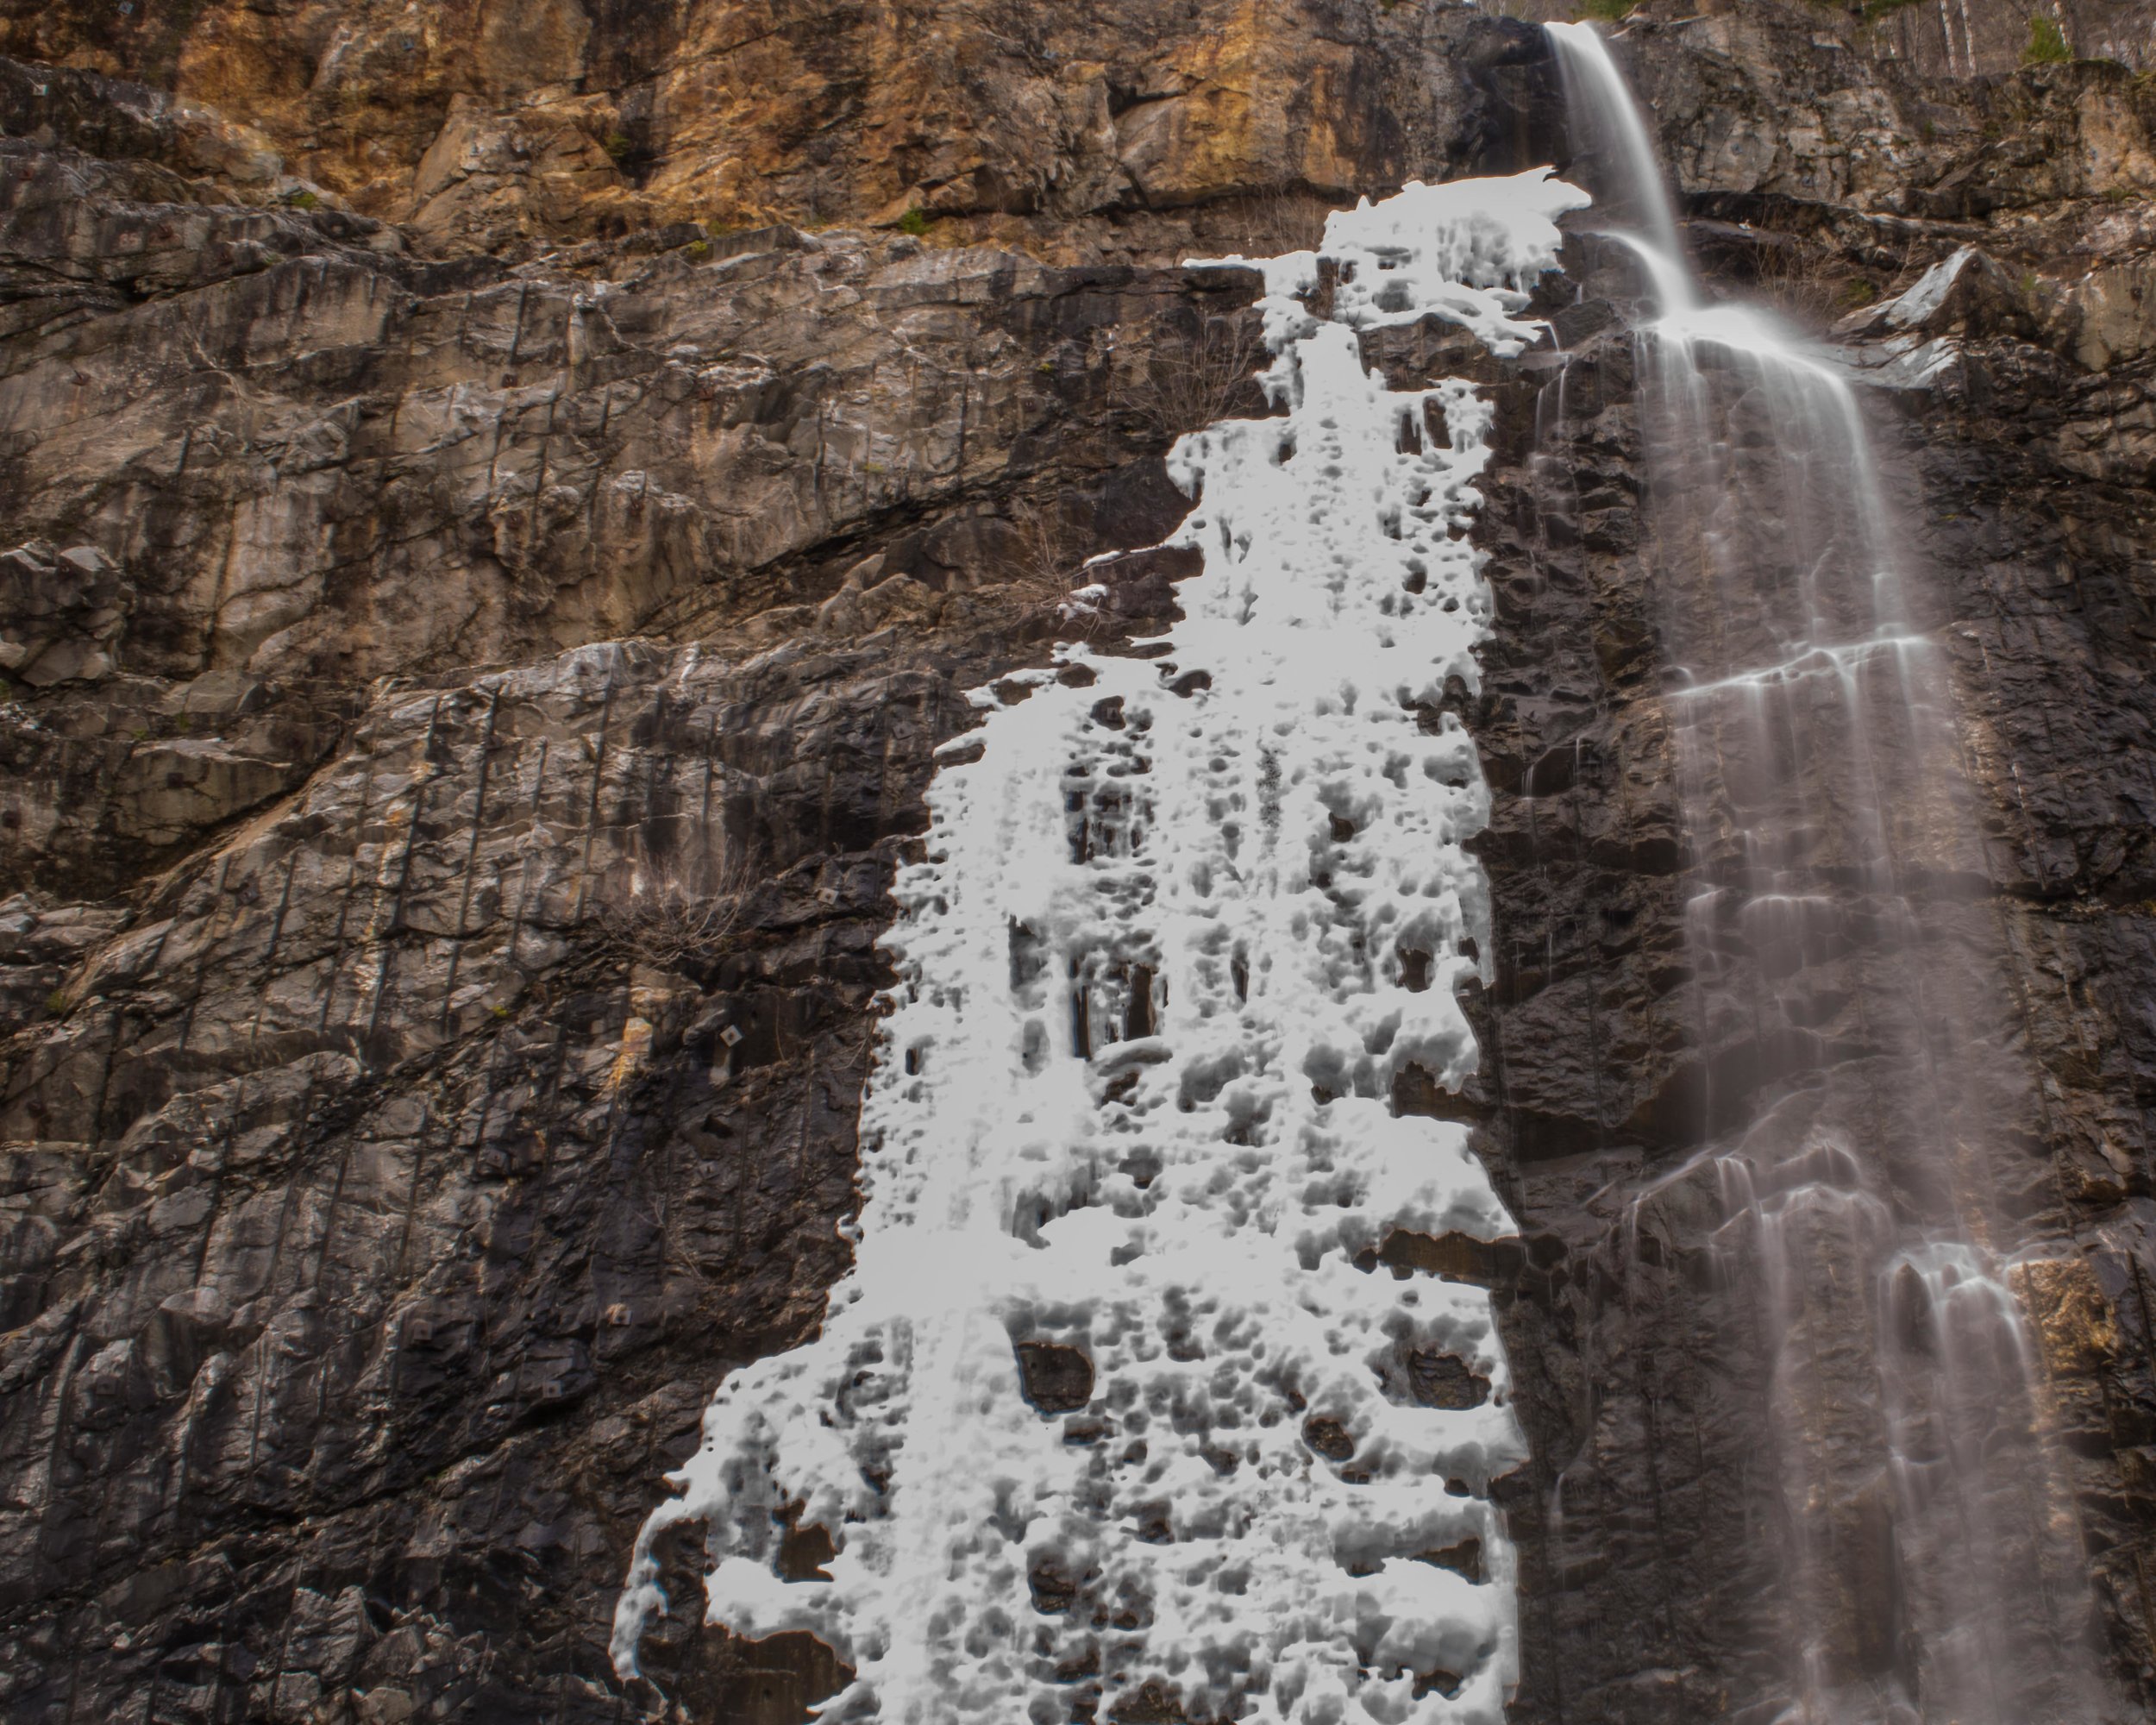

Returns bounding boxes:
[0,0,1557,259]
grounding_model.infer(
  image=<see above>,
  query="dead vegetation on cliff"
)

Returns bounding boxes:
[1119,313,1267,443]
[598,851,752,972]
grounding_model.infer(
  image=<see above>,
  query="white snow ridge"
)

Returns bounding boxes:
[613,167,1588,1725]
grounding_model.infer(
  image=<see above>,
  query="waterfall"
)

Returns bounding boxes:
[611,170,1589,1723]
[1546,22,2115,1725]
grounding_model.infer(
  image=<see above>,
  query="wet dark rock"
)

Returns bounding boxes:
[1465,16,2156,1718]
[1419,1537,1483,1583]
[1406,1352,1490,1412]
[1016,1341,1096,1414]
[1300,1416,1356,1464]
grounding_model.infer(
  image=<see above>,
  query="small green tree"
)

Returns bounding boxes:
[2024,13,2071,63]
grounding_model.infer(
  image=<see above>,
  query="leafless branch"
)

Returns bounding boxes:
[1223,190,1330,259]
[1120,314,1266,444]
[597,850,752,971]
[1741,229,1915,328]
[1003,498,1114,637]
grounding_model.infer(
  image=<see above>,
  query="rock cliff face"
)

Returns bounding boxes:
[1462,12,2156,1720]
[0,0,1552,259]
[2,2,2155,1722]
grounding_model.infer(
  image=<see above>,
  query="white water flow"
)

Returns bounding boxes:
[1549,22,2112,1725]
[611,170,1589,1723]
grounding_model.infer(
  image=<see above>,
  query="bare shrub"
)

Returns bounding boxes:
[1746,235,1867,326]
[1739,228,1919,329]
[1221,189,1331,258]
[598,850,750,970]
[1120,314,1265,444]
[1009,499,1073,593]
[1004,498,1110,636]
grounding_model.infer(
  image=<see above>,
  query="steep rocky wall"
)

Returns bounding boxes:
[1465,272,2156,1724]
[3,2,2156,1722]
[0,0,1556,259]
[1499,0,2156,76]
[0,79,1255,1725]
[0,10,1562,1721]
[1865,0,2156,77]
[1463,12,2156,1720]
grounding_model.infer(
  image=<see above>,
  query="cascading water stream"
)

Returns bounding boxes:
[1546,22,2115,1724]
[611,172,1590,1723]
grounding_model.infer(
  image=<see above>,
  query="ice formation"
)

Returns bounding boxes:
[612,166,1587,1725]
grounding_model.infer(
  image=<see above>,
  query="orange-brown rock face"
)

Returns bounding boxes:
[0,0,1555,258]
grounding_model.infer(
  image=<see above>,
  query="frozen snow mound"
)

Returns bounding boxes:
[614,166,1587,1725]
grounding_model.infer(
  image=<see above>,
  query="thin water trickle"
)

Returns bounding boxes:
[1547,21,2116,1724]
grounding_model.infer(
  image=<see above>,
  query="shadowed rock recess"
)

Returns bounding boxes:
[1,1,2155,1721]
